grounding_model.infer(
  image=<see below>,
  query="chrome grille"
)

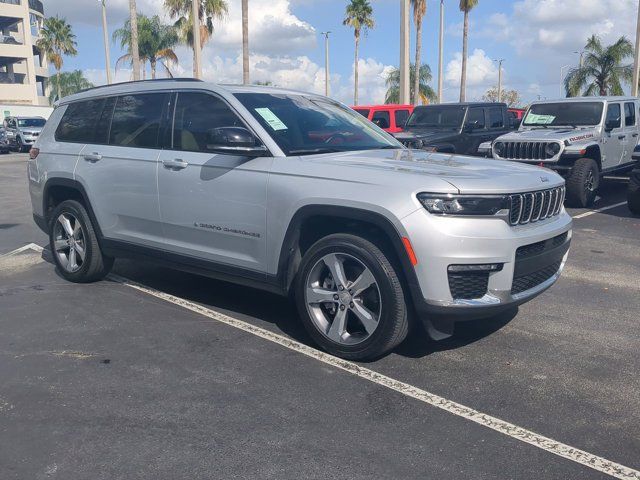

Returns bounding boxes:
[508,186,565,226]
[499,141,559,160]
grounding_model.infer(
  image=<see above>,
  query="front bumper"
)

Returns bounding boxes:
[402,207,572,322]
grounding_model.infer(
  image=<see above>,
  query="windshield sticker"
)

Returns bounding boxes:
[525,113,555,124]
[255,108,288,131]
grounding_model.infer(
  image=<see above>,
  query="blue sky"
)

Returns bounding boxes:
[46,0,639,105]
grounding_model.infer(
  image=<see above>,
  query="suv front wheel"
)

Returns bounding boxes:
[295,233,409,360]
[49,200,114,282]
[566,157,599,208]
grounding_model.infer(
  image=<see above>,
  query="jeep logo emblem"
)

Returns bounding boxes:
[540,176,549,183]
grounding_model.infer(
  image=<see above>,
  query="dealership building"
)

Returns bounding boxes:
[0,0,49,107]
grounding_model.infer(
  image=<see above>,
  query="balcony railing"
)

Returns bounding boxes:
[0,72,27,84]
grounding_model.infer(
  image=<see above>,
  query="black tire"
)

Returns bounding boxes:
[628,168,640,215]
[566,157,599,208]
[295,233,409,360]
[48,199,113,283]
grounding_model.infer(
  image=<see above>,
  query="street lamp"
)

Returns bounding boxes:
[99,0,112,84]
[494,58,504,103]
[320,31,331,97]
[573,50,585,68]
[560,64,570,98]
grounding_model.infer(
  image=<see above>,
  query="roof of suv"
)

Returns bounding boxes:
[530,96,638,105]
[414,102,507,108]
[57,79,322,106]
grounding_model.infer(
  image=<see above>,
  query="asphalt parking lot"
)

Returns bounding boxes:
[1,152,639,479]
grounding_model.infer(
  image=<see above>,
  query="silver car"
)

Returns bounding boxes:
[4,116,46,152]
[28,79,572,360]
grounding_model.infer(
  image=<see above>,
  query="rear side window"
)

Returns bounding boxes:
[488,107,503,128]
[55,99,105,143]
[372,110,390,129]
[394,109,410,127]
[109,93,167,148]
[172,92,245,152]
[624,102,636,126]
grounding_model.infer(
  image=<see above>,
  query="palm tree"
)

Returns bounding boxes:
[411,0,427,105]
[113,15,179,79]
[564,35,633,96]
[343,0,374,105]
[385,63,436,104]
[164,0,228,76]
[36,16,77,102]
[129,0,140,80]
[458,0,478,102]
[47,70,94,104]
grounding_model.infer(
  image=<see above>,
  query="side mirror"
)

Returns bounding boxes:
[605,119,619,132]
[207,127,268,156]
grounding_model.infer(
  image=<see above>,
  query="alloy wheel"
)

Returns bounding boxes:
[304,252,382,345]
[53,212,86,273]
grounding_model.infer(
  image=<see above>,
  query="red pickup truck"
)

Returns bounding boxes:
[352,104,414,133]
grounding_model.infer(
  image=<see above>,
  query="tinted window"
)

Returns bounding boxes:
[234,93,401,156]
[109,93,167,148]
[94,97,116,144]
[18,118,45,127]
[372,110,390,129]
[488,107,503,128]
[394,109,410,127]
[354,108,370,118]
[523,102,604,126]
[605,103,621,129]
[406,105,465,128]
[172,92,246,152]
[465,108,485,128]
[624,102,636,126]
[55,99,105,143]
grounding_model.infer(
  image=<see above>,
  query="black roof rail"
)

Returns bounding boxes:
[76,77,204,95]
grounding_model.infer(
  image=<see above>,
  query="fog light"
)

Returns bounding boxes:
[447,263,503,273]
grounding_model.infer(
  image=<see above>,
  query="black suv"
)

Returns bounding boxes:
[394,102,514,156]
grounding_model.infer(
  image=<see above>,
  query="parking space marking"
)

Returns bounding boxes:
[572,201,628,219]
[8,244,640,480]
[0,242,44,257]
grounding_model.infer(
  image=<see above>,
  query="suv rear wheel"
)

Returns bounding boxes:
[295,233,408,360]
[49,200,113,282]
[566,157,599,208]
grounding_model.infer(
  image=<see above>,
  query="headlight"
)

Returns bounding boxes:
[494,141,505,156]
[417,193,509,215]
[545,142,561,156]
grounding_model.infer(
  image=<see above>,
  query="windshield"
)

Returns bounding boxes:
[234,93,402,156]
[522,102,604,127]
[18,118,45,127]
[405,105,465,129]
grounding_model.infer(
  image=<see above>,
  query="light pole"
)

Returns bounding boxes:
[192,0,202,79]
[560,64,570,97]
[242,0,249,84]
[100,0,111,84]
[320,31,331,97]
[494,58,504,103]
[632,0,640,96]
[399,0,410,104]
[437,0,444,103]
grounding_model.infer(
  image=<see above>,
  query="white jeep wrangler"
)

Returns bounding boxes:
[486,97,639,207]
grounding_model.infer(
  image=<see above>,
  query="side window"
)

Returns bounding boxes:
[394,109,410,128]
[55,99,105,143]
[109,93,167,148]
[605,103,621,129]
[94,97,116,144]
[488,107,504,128]
[624,102,636,127]
[465,108,485,129]
[354,109,370,118]
[371,110,390,129]
[172,92,246,152]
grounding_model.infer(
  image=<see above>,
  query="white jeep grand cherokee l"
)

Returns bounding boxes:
[28,79,572,360]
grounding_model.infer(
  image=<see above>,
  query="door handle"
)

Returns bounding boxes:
[162,158,188,170]
[632,133,638,138]
[83,153,102,162]
[618,135,626,139]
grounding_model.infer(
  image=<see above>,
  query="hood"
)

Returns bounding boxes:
[498,127,599,146]
[298,149,564,195]
[394,128,459,144]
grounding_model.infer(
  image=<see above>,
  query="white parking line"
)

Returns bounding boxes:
[9,244,640,480]
[0,242,44,257]
[572,201,628,219]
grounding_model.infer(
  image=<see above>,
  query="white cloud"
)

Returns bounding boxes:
[445,48,498,92]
